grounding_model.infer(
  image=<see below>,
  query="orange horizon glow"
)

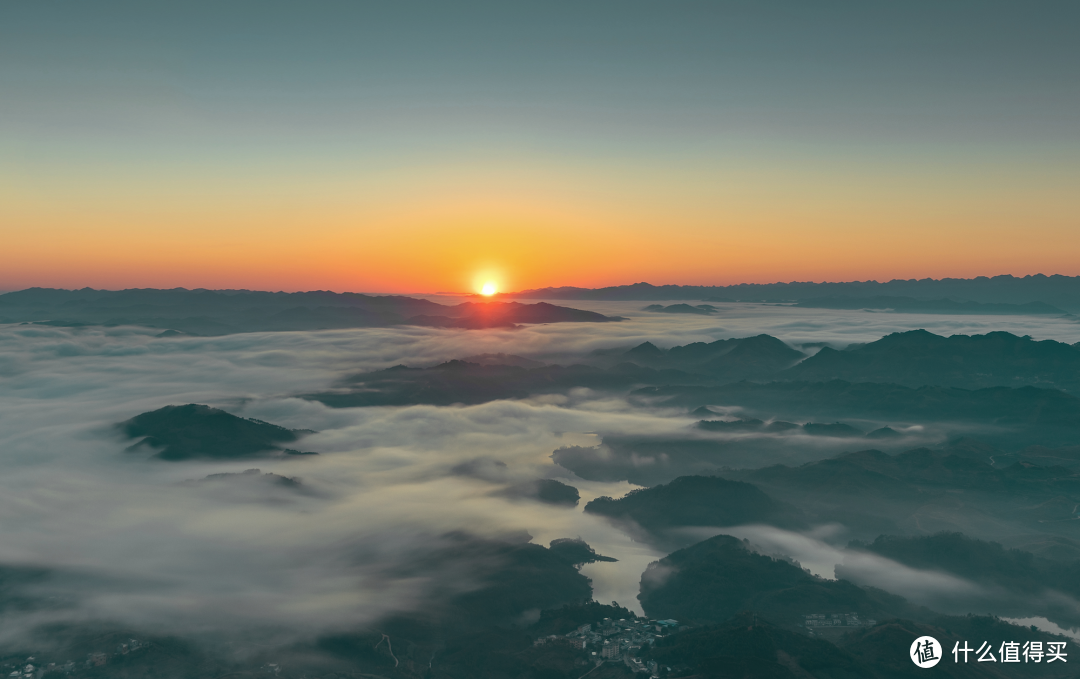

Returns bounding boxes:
[4,149,1079,294]
[3,3,1079,296]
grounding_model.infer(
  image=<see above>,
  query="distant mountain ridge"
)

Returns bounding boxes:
[0,287,620,335]
[504,274,1080,311]
[638,534,917,626]
[302,359,712,408]
[782,329,1080,393]
[607,329,1080,394]
[584,475,806,546]
[794,295,1065,315]
[637,380,1080,429]
[607,334,806,380]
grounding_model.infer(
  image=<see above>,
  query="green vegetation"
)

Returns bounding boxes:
[638,535,915,626]
[643,612,1078,679]
[643,612,869,679]
[842,615,1075,679]
[118,404,310,460]
[716,447,1080,543]
[794,296,1065,315]
[305,361,708,408]
[851,532,1080,599]
[642,304,715,315]
[608,335,805,382]
[500,479,581,506]
[584,476,804,546]
[509,276,1080,312]
[782,330,1080,393]
[639,380,1080,429]
[0,288,620,335]
[528,601,635,637]
[547,538,617,567]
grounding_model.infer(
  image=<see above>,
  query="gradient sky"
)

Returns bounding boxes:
[2,1,1078,293]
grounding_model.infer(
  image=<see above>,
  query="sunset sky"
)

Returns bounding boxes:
[3,1,1078,294]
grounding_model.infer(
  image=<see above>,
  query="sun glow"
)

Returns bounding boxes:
[480,281,498,296]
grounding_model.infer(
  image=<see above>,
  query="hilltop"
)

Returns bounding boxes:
[118,404,316,460]
[781,330,1080,393]
[0,288,621,335]
[503,274,1080,311]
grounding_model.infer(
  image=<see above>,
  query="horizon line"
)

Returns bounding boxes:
[2,272,1078,297]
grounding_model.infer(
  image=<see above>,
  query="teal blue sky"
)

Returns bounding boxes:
[5,2,1077,143]
[3,1,1079,292]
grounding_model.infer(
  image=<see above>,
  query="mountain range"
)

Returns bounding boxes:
[302,359,711,408]
[503,274,1080,311]
[782,329,1080,392]
[0,288,620,335]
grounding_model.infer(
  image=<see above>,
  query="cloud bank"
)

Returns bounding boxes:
[2,302,1079,645]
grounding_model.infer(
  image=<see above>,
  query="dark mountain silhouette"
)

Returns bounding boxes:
[13,626,235,679]
[782,330,1080,392]
[642,611,1078,679]
[551,422,920,488]
[610,334,805,381]
[118,404,314,460]
[641,612,871,679]
[1009,443,1080,468]
[504,274,1080,311]
[866,426,903,439]
[8,538,616,679]
[0,288,620,335]
[303,360,710,408]
[408,301,619,329]
[638,534,916,626]
[546,538,617,567]
[732,448,1026,498]
[625,340,665,359]
[847,532,1080,601]
[541,355,1080,486]
[803,422,865,437]
[840,616,1076,679]
[584,475,805,546]
[766,420,801,432]
[190,468,303,489]
[255,305,390,331]
[180,468,324,502]
[526,601,634,637]
[497,479,581,506]
[721,447,1080,544]
[794,295,1065,314]
[309,534,609,678]
[642,303,716,314]
[370,532,598,630]
[457,352,544,368]
[636,380,1080,447]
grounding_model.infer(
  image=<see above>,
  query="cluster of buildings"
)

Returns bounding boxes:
[534,617,688,676]
[3,639,145,678]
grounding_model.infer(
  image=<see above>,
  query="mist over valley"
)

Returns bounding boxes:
[4,287,1080,677]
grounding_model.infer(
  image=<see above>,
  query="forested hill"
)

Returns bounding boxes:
[0,287,620,335]
[504,274,1080,311]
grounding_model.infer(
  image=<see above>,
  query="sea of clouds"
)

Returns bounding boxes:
[1,301,1079,646]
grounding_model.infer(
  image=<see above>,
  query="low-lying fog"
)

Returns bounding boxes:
[2,300,1079,645]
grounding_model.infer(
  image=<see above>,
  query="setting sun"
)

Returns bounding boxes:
[480,281,498,296]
